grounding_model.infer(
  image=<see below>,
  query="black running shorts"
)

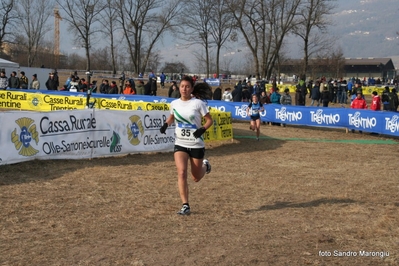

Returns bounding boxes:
[174,145,205,159]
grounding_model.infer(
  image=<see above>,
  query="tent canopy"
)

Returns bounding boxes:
[0,58,19,68]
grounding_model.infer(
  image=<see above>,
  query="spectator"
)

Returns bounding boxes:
[8,71,20,89]
[69,77,79,92]
[148,71,156,81]
[150,78,157,96]
[160,72,166,89]
[309,81,321,106]
[280,88,292,127]
[321,85,330,107]
[381,86,390,111]
[45,72,58,90]
[19,71,28,89]
[129,78,136,92]
[351,92,367,133]
[144,80,152,95]
[78,78,88,92]
[295,77,307,106]
[168,81,177,97]
[100,80,109,94]
[280,88,292,105]
[0,71,8,90]
[232,80,243,102]
[73,71,80,80]
[108,81,118,94]
[170,83,180,98]
[389,88,399,111]
[213,87,222,100]
[30,74,40,90]
[136,80,145,95]
[246,81,253,95]
[270,87,281,104]
[222,87,233,101]
[64,75,73,90]
[260,91,270,105]
[340,79,348,104]
[370,91,381,111]
[241,85,251,102]
[351,92,367,109]
[123,79,136,95]
[91,80,98,93]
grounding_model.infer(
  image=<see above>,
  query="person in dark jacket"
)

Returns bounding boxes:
[150,78,157,96]
[100,79,109,94]
[144,80,152,95]
[295,78,306,106]
[389,88,399,111]
[8,71,20,89]
[213,87,222,100]
[321,85,330,107]
[381,86,391,111]
[168,81,177,97]
[45,72,58,90]
[232,80,243,102]
[309,81,321,106]
[242,86,251,102]
[108,81,118,94]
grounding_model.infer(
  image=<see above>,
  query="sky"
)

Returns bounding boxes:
[57,0,399,74]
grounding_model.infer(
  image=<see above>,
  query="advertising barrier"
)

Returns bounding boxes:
[0,108,233,165]
[207,101,399,136]
[2,89,399,139]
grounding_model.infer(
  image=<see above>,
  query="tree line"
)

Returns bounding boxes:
[0,0,341,80]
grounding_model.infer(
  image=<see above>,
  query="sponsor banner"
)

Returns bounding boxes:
[0,110,173,165]
[0,90,86,111]
[4,89,399,137]
[382,113,399,135]
[96,98,171,112]
[204,78,221,87]
[202,111,233,141]
[2,89,175,111]
[0,109,233,165]
[216,112,233,140]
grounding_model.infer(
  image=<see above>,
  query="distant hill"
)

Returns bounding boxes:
[331,0,399,67]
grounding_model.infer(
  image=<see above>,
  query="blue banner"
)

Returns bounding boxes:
[203,78,221,87]
[207,101,399,137]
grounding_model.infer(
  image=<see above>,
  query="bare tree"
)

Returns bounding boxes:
[0,0,16,57]
[266,0,301,80]
[228,0,300,80]
[208,0,236,78]
[56,0,106,72]
[100,0,119,74]
[15,0,54,67]
[179,0,214,78]
[115,0,182,74]
[293,0,336,79]
[228,0,261,78]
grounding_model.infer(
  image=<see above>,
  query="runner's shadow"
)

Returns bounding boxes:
[244,198,357,213]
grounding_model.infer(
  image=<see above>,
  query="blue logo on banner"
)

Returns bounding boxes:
[204,78,220,87]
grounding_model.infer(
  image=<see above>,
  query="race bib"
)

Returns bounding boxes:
[176,123,200,143]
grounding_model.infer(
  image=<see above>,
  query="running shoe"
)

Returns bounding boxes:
[177,204,191,215]
[203,159,211,174]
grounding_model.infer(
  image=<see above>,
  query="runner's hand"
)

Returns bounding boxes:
[193,127,206,138]
[160,123,168,134]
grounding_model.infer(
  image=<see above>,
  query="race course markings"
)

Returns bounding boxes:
[234,135,398,145]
